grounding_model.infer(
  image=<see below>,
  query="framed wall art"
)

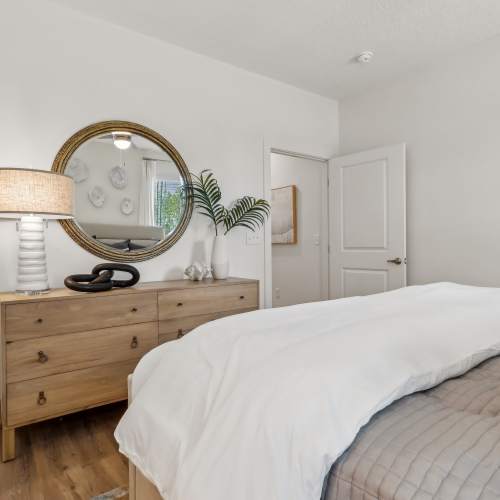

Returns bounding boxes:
[271,185,297,244]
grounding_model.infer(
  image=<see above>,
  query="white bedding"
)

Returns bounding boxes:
[115,283,500,500]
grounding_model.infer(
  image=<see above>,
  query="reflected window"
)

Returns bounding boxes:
[154,178,184,234]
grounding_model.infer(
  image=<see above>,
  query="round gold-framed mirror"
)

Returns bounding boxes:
[52,121,192,262]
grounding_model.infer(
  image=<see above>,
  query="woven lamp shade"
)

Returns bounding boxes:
[0,168,74,219]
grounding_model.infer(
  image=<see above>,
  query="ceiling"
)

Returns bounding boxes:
[51,0,500,99]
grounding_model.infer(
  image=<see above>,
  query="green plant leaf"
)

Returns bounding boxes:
[223,196,270,234]
[187,170,226,234]
[187,171,270,236]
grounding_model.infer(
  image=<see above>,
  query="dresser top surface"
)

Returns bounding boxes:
[0,277,258,305]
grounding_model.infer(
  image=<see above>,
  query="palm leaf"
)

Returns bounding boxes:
[223,196,270,234]
[187,170,226,234]
[187,171,270,236]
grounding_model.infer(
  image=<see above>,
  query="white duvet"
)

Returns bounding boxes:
[115,283,500,500]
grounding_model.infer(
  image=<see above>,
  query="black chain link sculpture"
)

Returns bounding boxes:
[64,263,140,292]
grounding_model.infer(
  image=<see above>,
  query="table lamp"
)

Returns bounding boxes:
[0,168,74,294]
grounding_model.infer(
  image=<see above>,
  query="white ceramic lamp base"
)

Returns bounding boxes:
[16,215,49,294]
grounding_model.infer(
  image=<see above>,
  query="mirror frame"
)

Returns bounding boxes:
[52,120,193,262]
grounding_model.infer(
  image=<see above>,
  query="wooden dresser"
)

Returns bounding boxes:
[0,277,258,461]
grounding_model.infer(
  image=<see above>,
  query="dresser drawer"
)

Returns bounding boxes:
[159,312,220,344]
[158,283,258,320]
[6,322,158,383]
[5,293,158,341]
[6,360,136,427]
[158,308,256,344]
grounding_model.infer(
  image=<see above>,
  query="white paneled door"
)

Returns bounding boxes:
[329,144,406,298]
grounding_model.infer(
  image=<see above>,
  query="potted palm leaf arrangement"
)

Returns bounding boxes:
[189,170,270,279]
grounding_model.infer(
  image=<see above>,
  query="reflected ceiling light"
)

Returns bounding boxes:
[112,132,132,150]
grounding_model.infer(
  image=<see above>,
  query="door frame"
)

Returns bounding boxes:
[263,144,330,308]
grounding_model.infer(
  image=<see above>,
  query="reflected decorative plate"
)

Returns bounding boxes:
[88,186,106,208]
[66,158,89,183]
[109,165,128,189]
[120,197,134,215]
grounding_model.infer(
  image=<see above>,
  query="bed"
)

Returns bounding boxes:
[128,355,500,499]
[117,283,500,500]
[80,222,165,250]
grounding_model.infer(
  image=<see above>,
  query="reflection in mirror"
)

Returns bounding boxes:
[67,132,187,252]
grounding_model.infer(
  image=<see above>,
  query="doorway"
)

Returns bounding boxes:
[263,144,407,308]
[270,152,329,307]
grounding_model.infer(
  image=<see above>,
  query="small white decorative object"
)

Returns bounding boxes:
[109,165,128,189]
[211,234,229,279]
[88,186,106,207]
[66,158,89,183]
[120,197,134,216]
[184,262,211,281]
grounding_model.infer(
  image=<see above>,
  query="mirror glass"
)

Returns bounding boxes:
[65,131,188,253]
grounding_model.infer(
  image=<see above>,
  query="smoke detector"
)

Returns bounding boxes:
[357,51,374,63]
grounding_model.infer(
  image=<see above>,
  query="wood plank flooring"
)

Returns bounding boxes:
[0,402,128,500]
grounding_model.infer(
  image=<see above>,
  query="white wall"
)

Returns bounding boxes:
[271,154,328,306]
[339,36,500,287]
[0,0,338,296]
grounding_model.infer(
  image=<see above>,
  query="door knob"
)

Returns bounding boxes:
[387,257,402,265]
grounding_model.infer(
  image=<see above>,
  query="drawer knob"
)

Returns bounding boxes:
[130,336,139,349]
[239,295,245,300]
[37,391,47,406]
[177,329,184,339]
[131,307,138,313]
[36,318,43,324]
[177,302,183,307]
[37,350,49,364]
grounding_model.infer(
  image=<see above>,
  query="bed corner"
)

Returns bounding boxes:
[127,374,163,500]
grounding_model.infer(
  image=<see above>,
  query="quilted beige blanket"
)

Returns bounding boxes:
[325,355,500,500]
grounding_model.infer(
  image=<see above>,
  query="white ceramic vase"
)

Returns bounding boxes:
[211,234,229,279]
